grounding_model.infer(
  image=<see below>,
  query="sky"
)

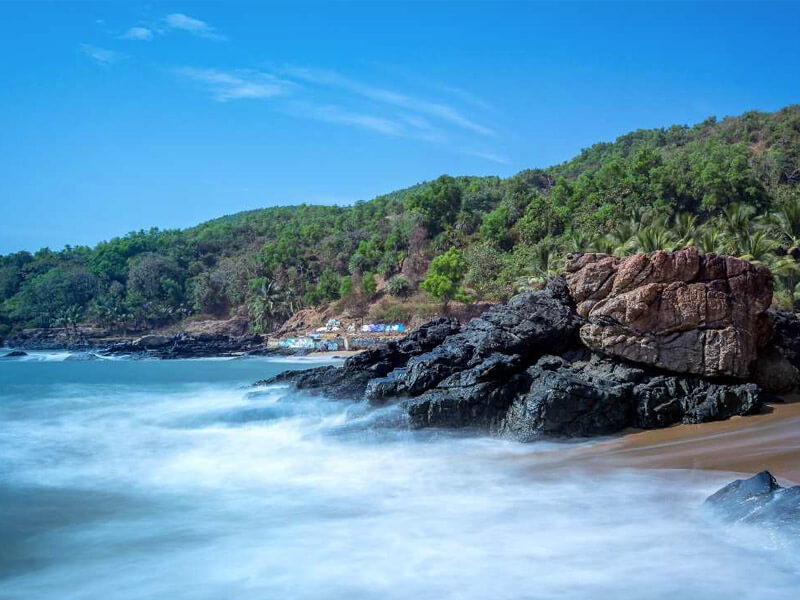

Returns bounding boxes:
[1,1,799,254]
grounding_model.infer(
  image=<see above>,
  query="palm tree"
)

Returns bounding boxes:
[770,255,800,313]
[565,229,597,253]
[627,225,675,254]
[696,225,729,255]
[737,229,778,264]
[607,217,641,255]
[770,193,800,256]
[247,278,297,333]
[671,212,698,249]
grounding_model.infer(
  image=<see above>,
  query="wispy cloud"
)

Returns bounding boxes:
[280,66,494,136]
[283,101,446,143]
[121,26,153,41]
[80,44,122,66]
[174,63,505,162]
[176,68,293,101]
[163,13,226,40]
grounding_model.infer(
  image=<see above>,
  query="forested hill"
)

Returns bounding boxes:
[2,105,800,341]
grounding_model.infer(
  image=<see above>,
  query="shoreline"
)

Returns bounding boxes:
[521,400,800,484]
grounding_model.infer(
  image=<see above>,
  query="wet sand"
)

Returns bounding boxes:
[526,400,800,484]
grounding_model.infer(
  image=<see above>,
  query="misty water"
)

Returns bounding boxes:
[1,353,799,599]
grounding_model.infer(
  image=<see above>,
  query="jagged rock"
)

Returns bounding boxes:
[405,354,527,429]
[768,309,800,365]
[133,334,172,349]
[705,471,800,532]
[500,354,636,440]
[104,332,269,359]
[499,353,762,439]
[565,248,773,379]
[259,317,462,398]
[401,277,582,396]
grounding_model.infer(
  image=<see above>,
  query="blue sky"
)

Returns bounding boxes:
[1,1,799,254]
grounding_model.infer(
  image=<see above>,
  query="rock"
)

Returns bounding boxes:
[401,277,582,397]
[261,253,774,441]
[565,249,773,378]
[753,346,800,394]
[1,350,27,358]
[259,317,462,398]
[64,352,99,361]
[500,354,636,440]
[704,471,800,532]
[767,309,800,366]
[133,335,172,349]
[751,310,800,394]
[104,332,270,359]
[500,353,762,439]
[405,354,527,430]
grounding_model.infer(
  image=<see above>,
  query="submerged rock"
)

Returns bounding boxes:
[565,248,773,379]
[1,350,27,358]
[704,471,800,532]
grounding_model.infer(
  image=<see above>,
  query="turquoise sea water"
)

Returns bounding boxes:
[1,352,799,599]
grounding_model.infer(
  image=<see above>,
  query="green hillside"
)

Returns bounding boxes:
[2,105,800,341]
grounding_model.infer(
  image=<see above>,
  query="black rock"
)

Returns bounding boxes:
[257,317,462,399]
[705,471,800,531]
[405,354,527,430]
[1,350,27,358]
[501,353,762,439]
[500,354,636,440]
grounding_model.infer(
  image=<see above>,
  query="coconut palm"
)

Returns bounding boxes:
[247,278,297,333]
[627,225,675,254]
[696,225,729,255]
[737,229,778,263]
[671,212,698,248]
[770,255,800,312]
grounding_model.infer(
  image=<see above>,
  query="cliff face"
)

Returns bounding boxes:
[260,250,793,440]
[565,248,773,379]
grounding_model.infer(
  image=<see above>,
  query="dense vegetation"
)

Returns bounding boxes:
[2,105,799,342]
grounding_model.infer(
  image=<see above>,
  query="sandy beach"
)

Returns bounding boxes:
[526,399,800,484]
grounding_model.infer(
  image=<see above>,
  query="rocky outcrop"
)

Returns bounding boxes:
[565,248,773,379]
[260,317,462,398]
[259,250,785,440]
[500,352,760,440]
[705,471,800,532]
[754,309,800,393]
[104,332,270,359]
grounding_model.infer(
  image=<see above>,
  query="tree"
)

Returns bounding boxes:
[405,175,462,235]
[361,271,377,299]
[420,248,468,305]
[464,244,506,300]
[247,277,296,333]
[386,274,411,298]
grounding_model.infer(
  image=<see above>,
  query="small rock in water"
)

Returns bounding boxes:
[64,352,99,361]
[704,471,800,532]
[1,350,27,358]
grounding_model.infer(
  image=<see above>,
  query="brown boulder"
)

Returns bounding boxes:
[565,248,773,378]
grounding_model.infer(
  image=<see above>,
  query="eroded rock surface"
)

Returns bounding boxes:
[500,352,761,440]
[565,248,773,379]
